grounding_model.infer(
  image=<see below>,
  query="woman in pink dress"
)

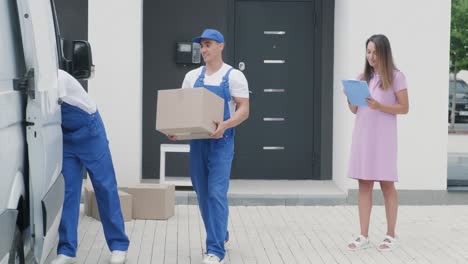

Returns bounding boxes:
[346,34,409,251]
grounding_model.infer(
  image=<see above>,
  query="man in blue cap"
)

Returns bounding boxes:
[171,29,250,264]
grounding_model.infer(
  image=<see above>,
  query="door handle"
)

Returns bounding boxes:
[238,62,246,71]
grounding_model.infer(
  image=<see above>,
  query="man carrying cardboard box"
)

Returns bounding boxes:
[170,28,249,264]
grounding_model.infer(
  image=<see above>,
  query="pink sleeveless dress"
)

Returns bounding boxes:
[348,70,407,182]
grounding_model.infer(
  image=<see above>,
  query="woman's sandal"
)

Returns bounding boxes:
[348,235,370,250]
[377,235,398,251]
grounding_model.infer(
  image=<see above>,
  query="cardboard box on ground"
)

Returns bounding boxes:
[84,184,175,221]
[84,187,133,222]
[125,184,175,220]
[156,88,224,140]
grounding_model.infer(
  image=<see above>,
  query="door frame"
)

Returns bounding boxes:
[226,0,334,180]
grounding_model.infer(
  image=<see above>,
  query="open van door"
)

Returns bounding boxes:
[15,0,64,263]
[0,1,27,263]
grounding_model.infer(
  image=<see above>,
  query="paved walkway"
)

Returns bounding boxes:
[73,205,468,264]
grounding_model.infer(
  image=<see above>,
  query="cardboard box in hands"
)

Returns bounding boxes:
[156,88,224,140]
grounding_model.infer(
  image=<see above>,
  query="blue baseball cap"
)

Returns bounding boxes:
[192,29,224,44]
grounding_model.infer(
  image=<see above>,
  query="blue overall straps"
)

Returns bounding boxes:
[59,102,129,257]
[190,66,235,260]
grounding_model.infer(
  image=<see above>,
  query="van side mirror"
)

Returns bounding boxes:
[72,40,94,79]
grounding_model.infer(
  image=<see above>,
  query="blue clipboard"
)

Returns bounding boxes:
[341,80,371,106]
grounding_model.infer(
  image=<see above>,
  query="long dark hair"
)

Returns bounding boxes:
[362,34,397,90]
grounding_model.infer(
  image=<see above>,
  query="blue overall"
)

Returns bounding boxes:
[190,67,235,260]
[58,102,129,257]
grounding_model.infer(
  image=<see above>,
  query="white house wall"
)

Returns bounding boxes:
[88,0,143,187]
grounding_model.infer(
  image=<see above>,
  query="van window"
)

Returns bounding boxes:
[0,0,26,85]
[50,0,65,69]
[449,80,468,94]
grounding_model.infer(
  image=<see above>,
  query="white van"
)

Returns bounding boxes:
[0,0,93,263]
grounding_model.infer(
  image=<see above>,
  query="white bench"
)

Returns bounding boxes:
[160,144,192,186]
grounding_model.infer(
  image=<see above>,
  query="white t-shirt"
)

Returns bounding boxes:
[181,63,249,117]
[58,69,97,114]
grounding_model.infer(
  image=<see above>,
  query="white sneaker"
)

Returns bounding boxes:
[50,254,76,264]
[110,250,127,264]
[202,254,224,264]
